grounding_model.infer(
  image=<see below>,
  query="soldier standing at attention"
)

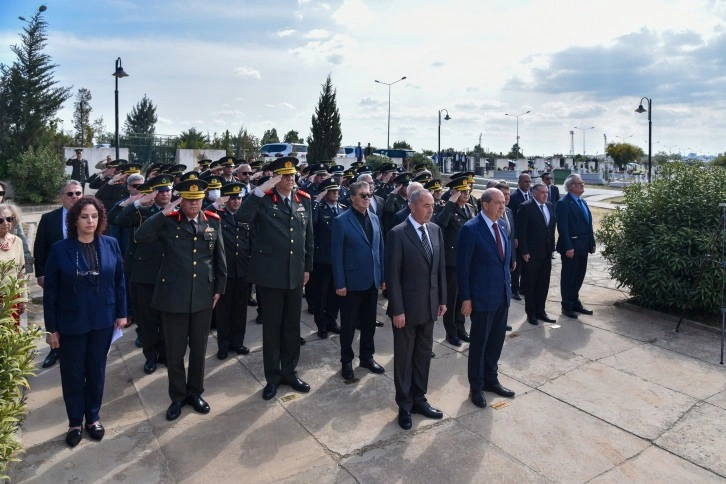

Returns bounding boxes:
[66,148,89,193]
[237,157,314,401]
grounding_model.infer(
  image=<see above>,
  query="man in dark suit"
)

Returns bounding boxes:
[541,172,560,203]
[332,181,385,381]
[237,157,314,401]
[391,182,424,228]
[34,180,83,368]
[134,179,227,421]
[555,175,596,319]
[496,181,517,331]
[66,148,89,192]
[355,174,383,217]
[507,172,532,301]
[458,188,516,409]
[516,183,556,325]
[385,189,447,430]
[382,172,411,235]
[434,177,477,346]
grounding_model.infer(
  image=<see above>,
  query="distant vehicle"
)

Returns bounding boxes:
[373,148,415,164]
[259,143,308,163]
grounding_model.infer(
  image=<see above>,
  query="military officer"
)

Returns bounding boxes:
[424,179,445,215]
[236,157,314,401]
[219,156,238,185]
[66,148,90,192]
[382,172,412,235]
[304,163,330,199]
[134,178,227,421]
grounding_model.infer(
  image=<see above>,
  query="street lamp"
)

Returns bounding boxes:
[635,97,652,182]
[374,76,406,150]
[573,126,595,157]
[112,57,129,161]
[438,109,451,172]
[504,110,530,158]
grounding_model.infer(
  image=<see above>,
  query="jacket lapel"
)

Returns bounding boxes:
[404,220,431,266]
[346,211,370,245]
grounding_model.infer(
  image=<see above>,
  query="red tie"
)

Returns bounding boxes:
[493,222,504,260]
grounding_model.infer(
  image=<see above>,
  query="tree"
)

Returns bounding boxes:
[177,127,208,149]
[710,152,726,168]
[92,116,112,145]
[392,140,411,149]
[306,75,342,163]
[71,88,93,146]
[506,143,522,159]
[261,128,279,145]
[231,126,260,160]
[124,94,157,135]
[0,5,72,172]
[7,145,68,203]
[606,142,644,169]
[283,130,303,143]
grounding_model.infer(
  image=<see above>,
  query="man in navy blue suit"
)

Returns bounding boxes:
[332,181,385,380]
[458,188,516,409]
[555,174,596,319]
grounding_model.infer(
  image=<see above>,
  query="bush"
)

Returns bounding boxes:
[597,163,726,315]
[6,146,67,204]
[0,260,41,478]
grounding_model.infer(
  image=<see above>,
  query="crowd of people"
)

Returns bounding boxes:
[28,149,595,446]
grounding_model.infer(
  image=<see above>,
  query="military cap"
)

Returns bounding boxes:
[329,164,345,175]
[307,163,329,175]
[377,162,398,173]
[446,177,469,191]
[451,171,475,184]
[156,163,172,173]
[175,179,208,200]
[180,171,201,181]
[198,159,212,168]
[397,166,406,173]
[319,178,340,192]
[413,172,432,183]
[145,162,164,176]
[356,165,373,175]
[148,174,174,191]
[413,162,428,172]
[106,159,123,169]
[206,175,224,190]
[221,182,245,198]
[350,161,366,170]
[257,175,271,186]
[249,160,263,170]
[136,182,154,194]
[209,159,221,169]
[343,169,357,180]
[119,162,142,175]
[74,148,83,153]
[424,178,443,191]
[267,156,298,175]
[167,164,186,175]
[392,172,412,185]
[218,155,237,167]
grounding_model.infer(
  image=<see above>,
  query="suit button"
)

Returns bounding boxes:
[235,252,238,255]
[193,249,196,253]
[193,237,197,241]
[193,261,197,266]
[193,273,197,278]
[290,239,294,243]
[290,228,293,231]
[175,235,179,239]
[162,278,165,282]
[290,250,293,255]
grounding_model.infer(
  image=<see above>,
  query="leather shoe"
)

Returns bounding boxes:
[247,297,258,307]
[375,320,384,327]
[216,350,228,360]
[360,358,385,374]
[411,402,443,419]
[231,346,249,355]
[143,359,157,374]
[185,394,210,414]
[527,315,539,326]
[42,349,60,368]
[317,330,328,339]
[135,335,143,348]
[431,352,435,358]
[512,291,522,301]
[562,309,579,319]
[575,306,594,315]
[66,428,82,447]
[85,422,105,441]
[483,382,515,398]
[166,401,184,421]
[537,313,556,323]
[282,377,310,393]
[457,331,471,343]
[506,325,513,331]
[470,390,487,408]
[446,335,462,347]
[398,410,412,430]
[342,362,355,381]
[327,323,341,334]
[262,383,278,400]
[300,337,306,346]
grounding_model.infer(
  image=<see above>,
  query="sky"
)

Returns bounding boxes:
[1,0,725,158]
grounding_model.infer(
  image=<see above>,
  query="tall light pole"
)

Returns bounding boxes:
[438,109,451,172]
[374,76,406,150]
[573,126,595,157]
[504,110,530,158]
[635,97,652,182]
[112,57,129,161]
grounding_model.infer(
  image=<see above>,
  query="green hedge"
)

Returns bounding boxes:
[597,163,725,315]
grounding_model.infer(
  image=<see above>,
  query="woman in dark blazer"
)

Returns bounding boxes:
[43,196,127,447]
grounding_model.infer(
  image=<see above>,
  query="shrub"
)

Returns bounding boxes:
[6,146,67,204]
[597,163,725,315]
[0,260,41,478]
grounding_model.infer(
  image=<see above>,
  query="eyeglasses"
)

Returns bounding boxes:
[0,216,15,224]
[357,193,372,199]
[66,191,82,197]
[239,172,253,176]
[130,184,143,189]
[0,191,5,196]
[76,251,99,277]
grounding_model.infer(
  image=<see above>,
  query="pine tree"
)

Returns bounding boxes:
[283,130,303,143]
[72,88,93,146]
[124,94,157,135]
[306,75,342,163]
[261,128,280,145]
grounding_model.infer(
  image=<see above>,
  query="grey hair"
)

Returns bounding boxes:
[349,181,369,197]
[408,187,429,204]
[532,182,547,193]
[127,174,145,185]
[0,202,22,228]
[62,180,82,193]
[564,175,582,191]
[405,182,424,197]
[357,173,374,184]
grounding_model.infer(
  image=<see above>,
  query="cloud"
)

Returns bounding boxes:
[304,29,330,39]
[264,102,296,110]
[431,61,445,68]
[359,97,386,109]
[277,29,296,38]
[332,0,374,25]
[288,34,354,65]
[233,66,261,79]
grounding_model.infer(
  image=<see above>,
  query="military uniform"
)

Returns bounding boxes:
[383,192,407,235]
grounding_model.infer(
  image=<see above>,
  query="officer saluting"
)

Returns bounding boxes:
[134,178,227,421]
[236,157,314,401]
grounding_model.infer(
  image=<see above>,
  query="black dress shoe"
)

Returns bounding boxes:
[216,350,228,360]
[262,383,278,400]
[42,349,60,368]
[282,377,310,393]
[398,410,412,430]
[562,309,579,319]
[66,428,82,447]
[483,382,515,398]
[457,331,471,343]
[327,323,341,334]
[166,401,184,421]
[375,320,384,327]
[300,337,306,346]
[135,335,143,348]
[446,335,462,347]
[247,297,258,307]
[85,422,105,441]
[411,402,443,419]
[317,330,328,339]
[256,315,263,324]
[575,307,594,315]
[143,359,157,374]
[185,394,210,414]
[527,315,539,326]
[470,390,487,408]
[511,292,522,301]
[431,352,435,358]
[307,306,316,314]
[506,325,513,331]
[231,346,249,355]
[537,313,556,323]
[360,358,385,374]
[342,362,355,381]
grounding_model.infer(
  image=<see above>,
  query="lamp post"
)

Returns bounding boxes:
[573,126,595,157]
[112,57,129,161]
[374,76,406,150]
[635,97,652,182]
[438,109,451,172]
[504,110,530,158]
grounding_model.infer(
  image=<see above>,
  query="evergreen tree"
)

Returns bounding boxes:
[261,128,280,145]
[283,130,303,143]
[0,5,72,170]
[124,94,157,135]
[306,75,342,163]
[72,88,93,146]
[392,140,411,149]
[178,127,208,149]
[231,126,260,160]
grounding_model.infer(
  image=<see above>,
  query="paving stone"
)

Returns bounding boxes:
[706,390,726,410]
[458,390,649,482]
[277,463,357,483]
[538,318,640,360]
[541,361,697,440]
[590,445,725,483]
[653,325,726,366]
[656,402,726,478]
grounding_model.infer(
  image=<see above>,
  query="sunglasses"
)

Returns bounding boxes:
[239,172,253,176]
[0,216,15,224]
[130,184,143,189]
[66,191,83,197]
[357,193,372,199]
[0,191,5,196]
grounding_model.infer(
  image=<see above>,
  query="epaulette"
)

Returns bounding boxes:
[339,203,347,209]
[204,209,221,220]
[264,190,274,196]
[296,189,311,199]
[166,210,180,217]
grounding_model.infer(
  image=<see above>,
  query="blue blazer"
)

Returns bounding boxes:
[554,194,596,256]
[331,208,384,291]
[43,236,127,335]
[456,214,512,312]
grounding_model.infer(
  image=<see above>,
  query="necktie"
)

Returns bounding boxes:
[577,198,589,222]
[493,222,504,260]
[285,197,291,211]
[524,191,529,202]
[463,205,470,219]
[190,219,198,235]
[419,225,432,262]
[540,204,548,224]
